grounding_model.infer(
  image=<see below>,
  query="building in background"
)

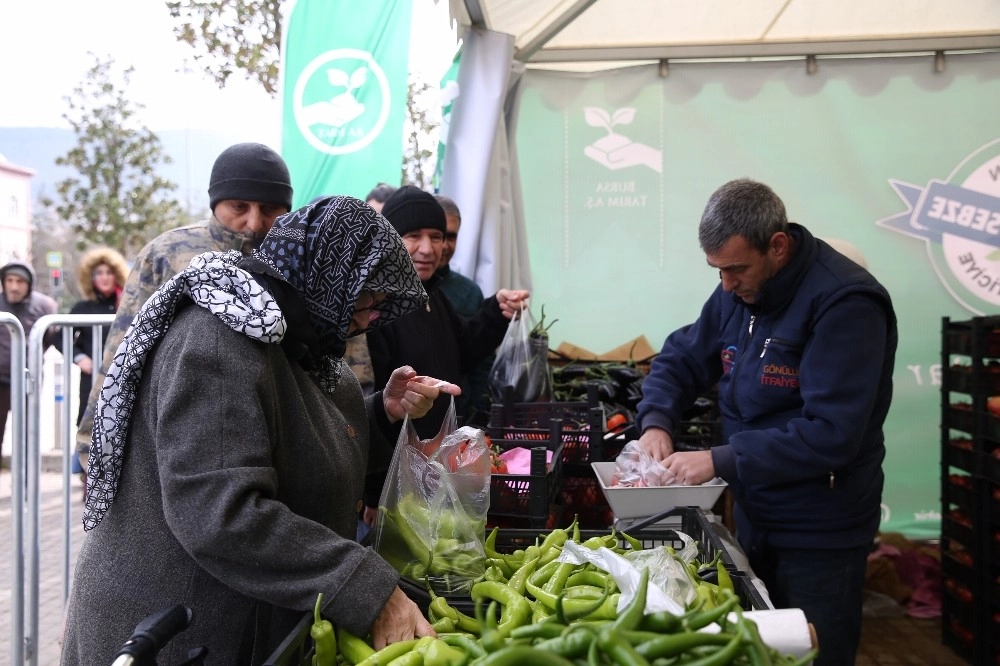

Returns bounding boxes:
[0,154,34,263]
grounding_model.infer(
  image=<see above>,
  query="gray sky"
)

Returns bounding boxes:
[0,0,456,147]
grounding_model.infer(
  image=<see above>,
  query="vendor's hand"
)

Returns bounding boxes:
[638,427,674,461]
[76,356,93,375]
[383,366,462,423]
[496,289,530,319]
[371,586,436,650]
[663,450,715,486]
[363,505,378,527]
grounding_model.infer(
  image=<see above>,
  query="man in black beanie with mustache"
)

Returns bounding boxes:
[74,143,293,484]
[362,186,530,525]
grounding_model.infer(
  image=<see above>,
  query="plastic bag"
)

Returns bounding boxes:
[373,397,490,595]
[488,307,551,403]
[611,440,677,487]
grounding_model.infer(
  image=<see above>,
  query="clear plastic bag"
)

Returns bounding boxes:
[373,397,490,595]
[612,440,677,487]
[488,308,550,403]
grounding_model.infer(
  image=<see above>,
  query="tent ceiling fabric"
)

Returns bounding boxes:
[448,0,1000,64]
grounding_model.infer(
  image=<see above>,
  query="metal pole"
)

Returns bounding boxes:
[2,313,26,666]
[60,326,73,604]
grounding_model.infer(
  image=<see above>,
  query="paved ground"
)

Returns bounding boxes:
[1,469,85,666]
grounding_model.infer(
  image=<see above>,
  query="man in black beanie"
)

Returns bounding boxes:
[362,185,530,527]
[75,143,293,478]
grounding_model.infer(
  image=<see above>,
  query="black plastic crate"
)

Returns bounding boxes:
[263,612,313,666]
[489,405,613,466]
[488,427,565,529]
[559,472,614,529]
[947,365,1000,395]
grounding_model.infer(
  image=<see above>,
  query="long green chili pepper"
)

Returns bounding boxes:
[385,651,422,666]
[556,584,610,624]
[423,638,467,666]
[633,632,736,660]
[620,532,645,551]
[356,639,420,666]
[310,593,337,666]
[507,554,539,595]
[678,629,743,666]
[597,628,651,666]
[510,622,568,640]
[338,627,377,665]
[586,633,602,666]
[683,591,740,632]
[438,633,486,659]
[716,561,735,597]
[473,645,577,666]
[566,570,614,591]
[534,625,601,659]
[472,581,533,634]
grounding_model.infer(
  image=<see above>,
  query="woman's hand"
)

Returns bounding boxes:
[496,289,530,319]
[370,586,436,650]
[382,366,461,423]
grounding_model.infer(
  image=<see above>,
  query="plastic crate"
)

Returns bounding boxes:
[401,509,767,615]
[487,425,565,529]
[490,414,620,467]
[262,612,313,666]
[560,472,614,529]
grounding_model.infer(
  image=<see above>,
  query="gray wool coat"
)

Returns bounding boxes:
[61,304,400,665]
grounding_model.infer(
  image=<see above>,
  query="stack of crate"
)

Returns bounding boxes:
[940,314,1000,664]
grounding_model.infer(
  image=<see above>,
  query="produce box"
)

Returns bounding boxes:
[487,432,565,529]
[400,508,767,615]
[591,461,728,520]
[262,612,313,666]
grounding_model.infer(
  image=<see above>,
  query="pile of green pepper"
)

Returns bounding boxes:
[322,520,817,665]
[376,493,487,595]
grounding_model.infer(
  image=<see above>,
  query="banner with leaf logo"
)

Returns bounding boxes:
[281,0,413,206]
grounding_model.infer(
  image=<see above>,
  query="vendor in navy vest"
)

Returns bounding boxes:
[637,178,897,666]
[363,186,529,524]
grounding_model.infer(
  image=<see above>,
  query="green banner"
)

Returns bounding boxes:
[514,54,1000,538]
[281,0,413,206]
[432,50,462,192]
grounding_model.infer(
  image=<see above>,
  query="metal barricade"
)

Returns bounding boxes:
[2,312,27,666]
[13,313,114,666]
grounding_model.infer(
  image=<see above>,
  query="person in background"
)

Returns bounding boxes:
[363,186,529,525]
[74,142,293,476]
[365,182,397,214]
[69,247,128,426]
[636,178,897,666]
[68,247,128,496]
[434,195,493,425]
[61,196,453,665]
[0,261,58,454]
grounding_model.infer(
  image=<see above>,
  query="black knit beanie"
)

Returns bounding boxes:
[380,185,446,236]
[208,143,293,211]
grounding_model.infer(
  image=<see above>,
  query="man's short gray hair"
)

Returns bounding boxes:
[698,179,788,254]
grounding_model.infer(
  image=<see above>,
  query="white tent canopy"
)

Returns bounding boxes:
[448,0,1000,65]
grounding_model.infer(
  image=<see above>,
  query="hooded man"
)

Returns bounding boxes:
[74,142,294,471]
[1,261,58,445]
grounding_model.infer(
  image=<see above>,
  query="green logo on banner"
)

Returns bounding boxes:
[878,138,1000,315]
[292,48,392,156]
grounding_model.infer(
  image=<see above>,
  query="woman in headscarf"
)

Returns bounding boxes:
[60,197,453,666]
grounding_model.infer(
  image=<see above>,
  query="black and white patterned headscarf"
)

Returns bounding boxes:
[84,196,426,531]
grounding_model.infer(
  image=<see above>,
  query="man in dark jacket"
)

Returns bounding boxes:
[637,179,897,666]
[1,261,58,448]
[363,186,529,522]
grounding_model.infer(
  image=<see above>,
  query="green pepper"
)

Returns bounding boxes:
[356,639,420,666]
[612,568,649,632]
[682,592,739,632]
[423,639,467,666]
[509,622,568,640]
[507,554,539,595]
[533,624,601,659]
[556,584,611,624]
[431,617,456,633]
[437,633,486,660]
[472,645,577,666]
[338,627,376,665]
[633,632,735,660]
[310,593,337,666]
[386,651,423,666]
[471,581,532,635]
[597,628,651,666]
[676,629,742,666]
[716,561,735,597]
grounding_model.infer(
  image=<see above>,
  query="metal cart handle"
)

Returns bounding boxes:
[111,604,201,666]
